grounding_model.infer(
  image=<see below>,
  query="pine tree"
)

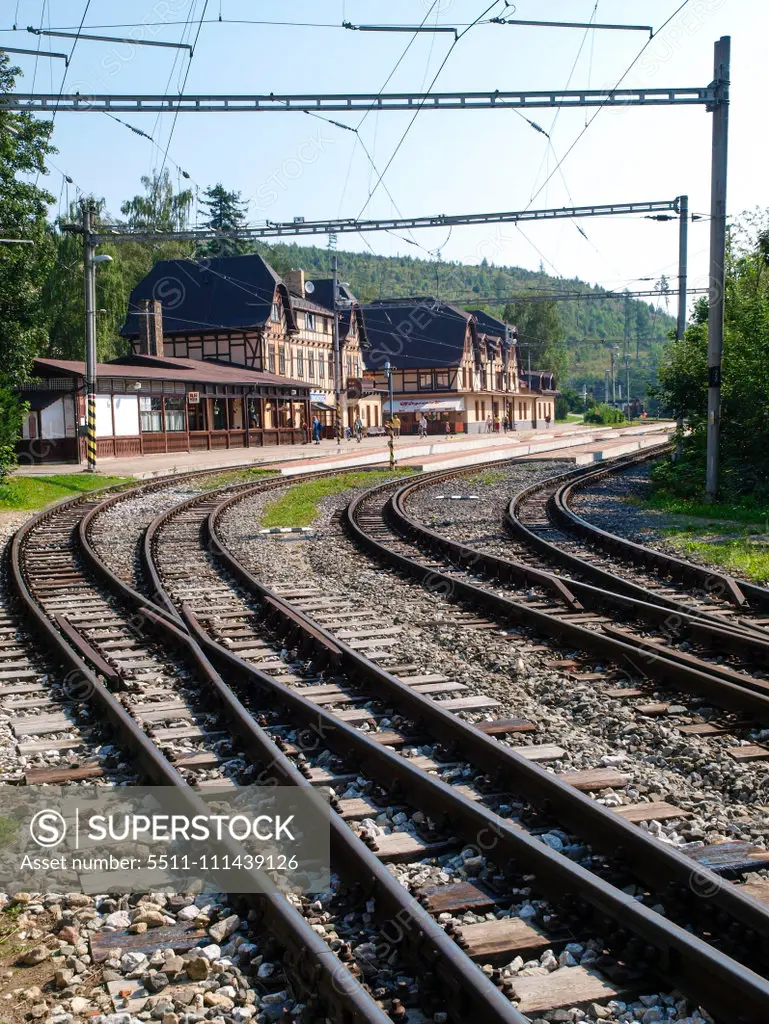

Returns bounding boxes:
[198,183,249,256]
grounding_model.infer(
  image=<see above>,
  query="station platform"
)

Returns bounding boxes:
[13,422,673,480]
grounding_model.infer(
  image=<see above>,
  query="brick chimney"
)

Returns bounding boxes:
[137,298,164,357]
[283,268,305,297]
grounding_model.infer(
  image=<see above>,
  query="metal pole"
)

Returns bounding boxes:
[677,194,689,339]
[604,369,610,404]
[82,201,98,473]
[332,252,342,446]
[625,355,631,420]
[611,349,616,405]
[706,36,730,500]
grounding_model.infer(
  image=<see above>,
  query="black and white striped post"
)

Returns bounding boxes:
[82,201,98,473]
[81,200,113,472]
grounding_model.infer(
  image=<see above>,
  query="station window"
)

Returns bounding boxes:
[308,352,315,379]
[328,352,334,380]
[164,396,186,431]
[297,348,304,377]
[271,302,281,323]
[419,372,432,390]
[139,396,163,432]
[279,345,286,375]
[268,346,276,374]
[318,355,325,380]
[435,371,449,390]
[305,313,316,331]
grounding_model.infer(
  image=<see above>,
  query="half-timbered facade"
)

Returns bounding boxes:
[120,256,381,436]
[360,299,554,433]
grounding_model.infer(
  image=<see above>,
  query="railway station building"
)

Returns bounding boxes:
[359,299,557,434]
[121,255,381,436]
[18,354,311,464]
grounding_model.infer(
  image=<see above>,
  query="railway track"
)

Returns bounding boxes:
[7,454,769,1021]
[507,444,769,632]
[365,454,769,727]
[9,470,399,1024]
[122,469,769,1021]
[11,465,546,1023]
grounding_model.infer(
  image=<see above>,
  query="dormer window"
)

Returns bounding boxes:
[305,313,316,331]
[271,302,281,323]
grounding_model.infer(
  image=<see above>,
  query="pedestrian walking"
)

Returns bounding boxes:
[486,414,493,433]
[494,414,501,433]
[418,414,428,438]
[503,416,510,433]
[353,415,363,442]
[392,414,401,438]
[312,416,322,444]
[445,421,451,437]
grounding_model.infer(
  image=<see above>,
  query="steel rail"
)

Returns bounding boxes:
[136,489,527,1024]
[76,473,522,1023]
[379,458,769,710]
[8,476,394,1024]
[550,453,769,613]
[188,477,769,1021]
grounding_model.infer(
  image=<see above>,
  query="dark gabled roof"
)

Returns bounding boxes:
[469,309,516,341]
[303,279,357,312]
[120,253,284,337]
[360,299,471,370]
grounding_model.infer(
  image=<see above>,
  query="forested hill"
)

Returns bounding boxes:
[256,240,677,400]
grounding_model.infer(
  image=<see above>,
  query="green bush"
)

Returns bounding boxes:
[0,387,25,482]
[583,402,626,425]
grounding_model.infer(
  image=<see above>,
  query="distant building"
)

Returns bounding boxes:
[359,298,556,434]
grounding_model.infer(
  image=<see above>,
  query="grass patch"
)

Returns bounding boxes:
[196,467,277,491]
[642,490,769,526]
[466,469,507,486]
[261,470,414,528]
[0,474,132,513]
[664,529,769,583]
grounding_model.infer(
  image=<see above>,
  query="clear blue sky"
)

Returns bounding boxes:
[4,0,767,314]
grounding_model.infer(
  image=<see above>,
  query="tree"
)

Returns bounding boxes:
[0,386,26,481]
[653,212,769,500]
[654,273,671,312]
[197,183,248,256]
[503,299,568,384]
[120,170,192,232]
[44,180,196,362]
[0,54,56,384]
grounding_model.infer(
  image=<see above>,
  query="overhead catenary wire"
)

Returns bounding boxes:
[157,0,209,180]
[356,0,504,220]
[526,0,693,210]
